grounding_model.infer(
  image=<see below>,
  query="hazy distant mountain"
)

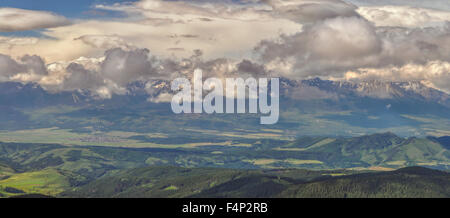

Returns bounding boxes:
[2,78,448,107]
[297,78,450,107]
[0,78,449,136]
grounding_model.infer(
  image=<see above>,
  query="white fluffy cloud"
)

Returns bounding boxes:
[0,8,70,32]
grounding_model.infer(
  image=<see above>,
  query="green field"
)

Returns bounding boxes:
[0,168,70,197]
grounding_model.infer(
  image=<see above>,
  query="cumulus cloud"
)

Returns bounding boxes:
[377,25,450,65]
[0,48,160,98]
[55,48,164,97]
[0,47,259,98]
[101,48,158,85]
[256,16,382,77]
[0,54,48,82]
[0,54,24,79]
[256,15,450,80]
[237,59,267,77]
[0,8,70,32]
[62,63,104,91]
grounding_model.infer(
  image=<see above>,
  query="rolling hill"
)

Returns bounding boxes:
[0,132,448,197]
[61,166,450,198]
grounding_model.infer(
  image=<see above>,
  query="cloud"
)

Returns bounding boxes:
[0,36,39,49]
[0,10,300,63]
[357,6,450,28]
[49,48,164,97]
[237,59,267,77]
[256,16,382,77]
[98,0,274,22]
[62,63,104,91]
[101,48,158,86]
[75,35,135,50]
[0,54,24,79]
[87,0,301,60]
[148,92,173,103]
[0,54,48,82]
[0,48,160,98]
[0,0,449,100]
[266,0,359,23]
[256,15,450,79]
[0,8,70,32]
[377,25,450,65]
[344,61,450,93]
[346,0,450,12]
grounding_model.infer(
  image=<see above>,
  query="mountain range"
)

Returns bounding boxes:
[0,78,449,137]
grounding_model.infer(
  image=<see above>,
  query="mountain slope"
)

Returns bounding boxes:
[279,167,450,198]
[61,166,450,198]
[276,133,450,169]
[61,166,246,198]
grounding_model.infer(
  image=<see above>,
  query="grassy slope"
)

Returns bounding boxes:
[61,166,246,198]
[0,163,14,178]
[0,168,70,197]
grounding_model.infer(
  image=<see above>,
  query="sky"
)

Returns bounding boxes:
[0,0,449,99]
[0,0,134,16]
